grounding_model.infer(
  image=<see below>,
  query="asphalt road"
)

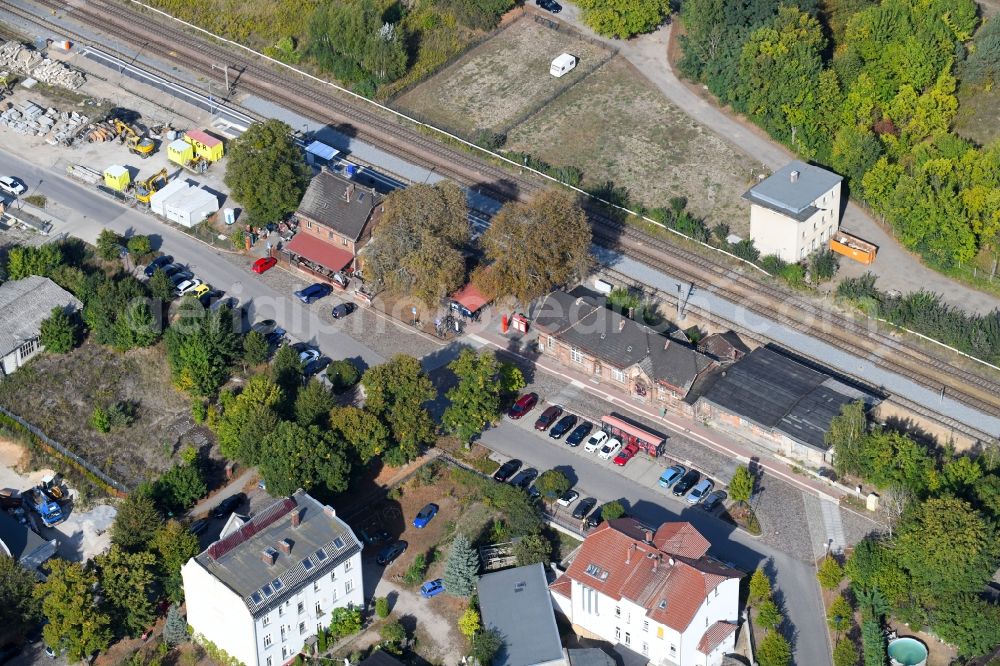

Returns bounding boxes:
[479,418,830,666]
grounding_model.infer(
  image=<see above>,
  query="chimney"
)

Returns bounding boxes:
[652,553,660,572]
[626,542,637,564]
[324,505,337,519]
[262,548,277,566]
[619,320,626,332]
[277,538,292,555]
[344,183,355,202]
[291,509,302,528]
[642,528,653,544]
[790,170,800,183]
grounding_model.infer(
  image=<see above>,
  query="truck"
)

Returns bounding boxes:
[29,487,63,527]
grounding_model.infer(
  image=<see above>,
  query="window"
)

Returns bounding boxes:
[344,559,353,572]
[670,644,677,655]
[307,220,313,229]
[315,602,323,616]
[328,230,333,239]
[303,557,314,571]
[298,602,305,614]
[612,367,625,383]
[615,627,621,640]
[332,588,338,601]
[281,627,286,641]
[643,621,649,633]
[263,615,271,627]
[314,581,321,593]
[345,580,354,594]
[570,347,584,364]
[267,658,273,666]
[264,634,272,648]
[278,606,284,617]
[282,647,288,660]
[625,632,631,646]
[342,237,348,246]
[642,643,648,656]
[316,548,328,561]
[547,336,554,350]
[299,622,307,635]
[334,537,345,550]
[615,606,621,618]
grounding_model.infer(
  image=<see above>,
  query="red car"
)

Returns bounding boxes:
[534,405,563,431]
[252,256,278,274]
[613,443,640,466]
[508,393,538,419]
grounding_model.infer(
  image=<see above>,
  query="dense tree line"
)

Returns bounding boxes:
[678,0,1000,271]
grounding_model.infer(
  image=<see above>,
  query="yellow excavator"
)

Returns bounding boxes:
[112,118,156,158]
[134,168,168,205]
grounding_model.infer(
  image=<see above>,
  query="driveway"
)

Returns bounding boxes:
[550,5,998,314]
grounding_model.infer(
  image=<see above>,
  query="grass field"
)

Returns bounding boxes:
[394,16,614,137]
[506,56,757,226]
[954,82,1000,147]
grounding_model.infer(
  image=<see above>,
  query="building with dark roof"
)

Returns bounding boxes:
[0,510,56,573]
[697,332,751,365]
[696,346,880,464]
[478,563,567,666]
[534,291,715,414]
[0,276,81,376]
[743,161,842,262]
[550,519,742,666]
[285,168,384,275]
[181,490,363,666]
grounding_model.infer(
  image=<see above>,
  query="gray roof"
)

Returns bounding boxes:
[359,652,405,666]
[742,161,842,222]
[0,510,56,571]
[193,490,361,617]
[297,169,382,241]
[701,346,878,450]
[478,563,565,666]
[0,276,81,356]
[567,650,616,666]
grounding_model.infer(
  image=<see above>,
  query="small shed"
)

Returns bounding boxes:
[167,138,195,167]
[103,165,130,192]
[162,188,219,228]
[550,53,577,78]
[449,281,490,318]
[184,129,224,162]
[305,140,340,166]
[149,179,191,217]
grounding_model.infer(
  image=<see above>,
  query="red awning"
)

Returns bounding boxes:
[450,281,490,313]
[601,415,664,446]
[285,233,354,272]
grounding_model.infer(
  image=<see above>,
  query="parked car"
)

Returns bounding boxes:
[188,518,210,536]
[672,470,701,496]
[613,443,640,466]
[304,357,331,377]
[420,579,445,598]
[294,283,333,304]
[493,459,522,482]
[252,256,277,274]
[175,278,204,296]
[144,254,173,277]
[534,405,563,431]
[358,527,391,545]
[658,465,686,489]
[548,413,578,439]
[43,645,56,659]
[513,468,538,489]
[686,479,714,504]
[412,503,439,528]
[292,342,321,364]
[508,393,538,419]
[535,0,562,13]
[0,175,27,196]
[701,490,727,511]
[584,431,608,453]
[565,421,593,446]
[376,540,407,566]
[211,492,246,518]
[191,283,211,298]
[598,438,623,460]
[557,489,579,507]
[572,497,597,520]
[162,263,186,278]
[252,319,278,336]
[198,289,223,307]
[332,303,356,319]
[168,270,194,286]
[586,506,603,528]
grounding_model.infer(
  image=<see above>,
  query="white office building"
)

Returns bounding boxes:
[182,490,364,666]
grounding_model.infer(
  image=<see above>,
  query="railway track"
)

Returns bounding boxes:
[9,0,1000,424]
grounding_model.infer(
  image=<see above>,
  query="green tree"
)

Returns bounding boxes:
[810,250,839,282]
[729,465,754,505]
[833,639,859,666]
[152,519,200,603]
[472,629,503,666]
[4,243,63,279]
[36,559,112,662]
[364,182,470,306]
[242,330,270,367]
[403,553,428,586]
[757,598,782,630]
[845,538,909,607]
[151,461,207,515]
[375,597,390,619]
[308,0,408,86]
[380,620,407,654]
[458,607,481,638]
[443,349,507,443]
[756,629,792,666]
[90,405,110,433]
[748,568,772,606]
[149,267,176,302]
[514,533,552,566]
[329,606,362,638]
[326,358,361,392]
[601,500,625,521]
[477,189,591,304]
[328,406,390,463]
[224,119,310,225]
[827,401,868,478]
[931,594,1000,657]
[111,491,162,552]
[126,234,152,258]
[39,306,79,354]
[215,374,283,465]
[817,556,845,590]
[829,595,854,634]
[163,604,187,647]
[576,0,671,38]
[0,556,41,640]
[294,378,335,427]
[97,544,157,636]
[96,228,124,261]
[259,420,352,496]
[83,275,159,350]
[164,304,242,397]
[534,470,571,504]
[362,355,436,466]
[861,619,886,666]
[271,343,304,406]
[443,534,479,597]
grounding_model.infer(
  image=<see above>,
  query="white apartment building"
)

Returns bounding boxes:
[550,520,742,666]
[182,490,364,666]
[743,160,843,262]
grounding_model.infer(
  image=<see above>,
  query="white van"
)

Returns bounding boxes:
[550,53,577,78]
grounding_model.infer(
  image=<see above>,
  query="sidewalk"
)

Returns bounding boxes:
[188,468,256,517]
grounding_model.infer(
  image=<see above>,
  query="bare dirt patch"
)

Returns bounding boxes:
[505,56,758,226]
[0,342,210,488]
[394,16,614,137]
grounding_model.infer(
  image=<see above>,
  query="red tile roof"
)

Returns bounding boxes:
[450,281,490,313]
[561,519,738,632]
[697,621,738,654]
[550,574,572,599]
[185,129,221,148]
[285,233,355,272]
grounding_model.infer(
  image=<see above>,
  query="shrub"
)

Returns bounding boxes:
[748,568,771,605]
[191,399,208,424]
[90,406,111,433]
[474,129,506,151]
[601,500,625,520]
[326,359,361,392]
[375,597,390,619]
[39,306,79,353]
[23,194,46,208]
[818,556,845,590]
[329,607,362,638]
[403,553,428,586]
[833,639,859,666]
[458,607,480,638]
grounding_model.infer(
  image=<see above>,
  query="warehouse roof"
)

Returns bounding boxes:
[479,563,565,666]
[297,169,383,241]
[0,276,81,357]
[743,161,842,222]
[0,510,56,571]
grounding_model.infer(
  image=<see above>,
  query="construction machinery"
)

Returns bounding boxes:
[134,167,168,205]
[112,118,155,158]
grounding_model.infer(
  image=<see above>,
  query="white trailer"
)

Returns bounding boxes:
[550,53,577,78]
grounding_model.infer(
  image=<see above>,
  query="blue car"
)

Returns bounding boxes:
[144,254,173,277]
[565,422,593,446]
[420,579,445,598]
[412,503,439,528]
[294,283,333,304]
[658,465,686,489]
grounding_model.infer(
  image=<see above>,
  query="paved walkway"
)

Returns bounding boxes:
[552,5,999,314]
[188,469,255,517]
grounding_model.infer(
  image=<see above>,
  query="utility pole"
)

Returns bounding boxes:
[212,63,231,96]
[676,282,693,320]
